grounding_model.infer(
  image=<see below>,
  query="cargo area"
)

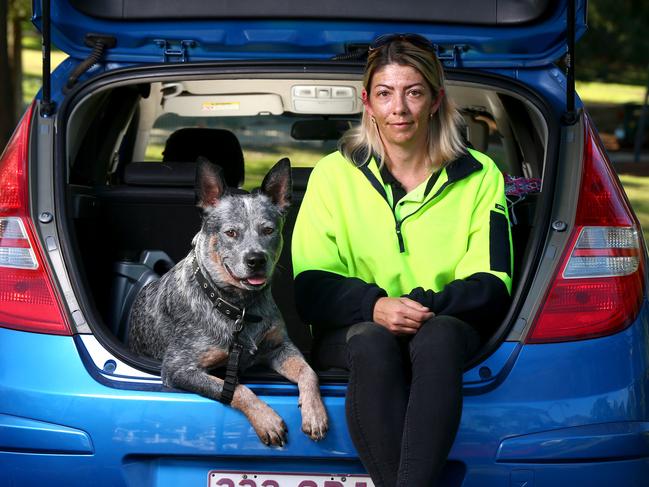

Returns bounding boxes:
[57,66,552,376]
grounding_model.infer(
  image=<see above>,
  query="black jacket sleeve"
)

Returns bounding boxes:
[294,270,387,330]
[403,272,511,330]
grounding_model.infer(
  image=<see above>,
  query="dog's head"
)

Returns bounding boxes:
[194,158,292,292]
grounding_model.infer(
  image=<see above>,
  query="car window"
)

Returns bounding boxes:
[145,114,347,189]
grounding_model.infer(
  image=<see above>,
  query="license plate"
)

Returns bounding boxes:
[208,470,375,487]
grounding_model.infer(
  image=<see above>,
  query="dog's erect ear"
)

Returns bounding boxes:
[261,158,292,213]
[196,157,226,209]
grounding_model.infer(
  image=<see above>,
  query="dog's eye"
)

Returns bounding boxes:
[224,229,238,238]
[262,226,275,235]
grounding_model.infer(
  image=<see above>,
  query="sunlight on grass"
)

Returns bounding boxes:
[145,144,165,161]
[21,36,67,104]
[576,81,647,105]
[619,174,649,245]
[23,46,66,77]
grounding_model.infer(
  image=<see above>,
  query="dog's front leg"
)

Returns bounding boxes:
[268,350,328,441]
[230,382,289,446]
[162,361,287,446]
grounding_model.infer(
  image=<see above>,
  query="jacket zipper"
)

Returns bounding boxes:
[392,179,453,253]
[359,151,488,253]
[395,221,405,252]
[360,164,457,253]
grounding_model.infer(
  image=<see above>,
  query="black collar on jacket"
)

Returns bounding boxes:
[356,149,484,206]
[444,151,484,183]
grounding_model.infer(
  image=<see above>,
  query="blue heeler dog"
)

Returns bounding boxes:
[128,158,328,446]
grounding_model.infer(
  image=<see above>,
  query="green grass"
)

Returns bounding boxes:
[21,37,67,105]
[619,174,649,245]
[576,81,647,105]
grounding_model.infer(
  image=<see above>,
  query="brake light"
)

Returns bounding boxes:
[527,118,646,343]
[0,103,70,335]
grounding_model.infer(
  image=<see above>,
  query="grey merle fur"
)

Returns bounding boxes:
[128,158,328,446]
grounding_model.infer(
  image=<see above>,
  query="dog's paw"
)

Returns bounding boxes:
[249,403,288,447]
[299,394,328,441]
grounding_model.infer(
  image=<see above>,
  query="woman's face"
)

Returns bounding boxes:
[363,63,441,151]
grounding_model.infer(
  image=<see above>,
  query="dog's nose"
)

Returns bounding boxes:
[245,253,267,270]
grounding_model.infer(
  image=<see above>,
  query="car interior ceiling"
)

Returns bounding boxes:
[65,78,545,360]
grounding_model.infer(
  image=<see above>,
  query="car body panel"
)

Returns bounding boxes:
[3,299,649,485]
[35,0,586,67]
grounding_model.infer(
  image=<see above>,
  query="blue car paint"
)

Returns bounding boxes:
[33,0,587,67]
[2,300,649,485]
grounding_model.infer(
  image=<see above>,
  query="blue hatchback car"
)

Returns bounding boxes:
[2,0,648,485]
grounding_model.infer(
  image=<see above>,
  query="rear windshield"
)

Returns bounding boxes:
[146,114,345,189]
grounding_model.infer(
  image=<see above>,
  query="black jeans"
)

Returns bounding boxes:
[314,315,481,487]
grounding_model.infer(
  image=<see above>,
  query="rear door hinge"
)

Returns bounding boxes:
[154,39,197,63]
[434,44,469,68]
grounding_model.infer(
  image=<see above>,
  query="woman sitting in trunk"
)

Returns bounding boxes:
[292,34,513,486]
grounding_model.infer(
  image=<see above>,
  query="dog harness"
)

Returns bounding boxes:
[191,255,262,405]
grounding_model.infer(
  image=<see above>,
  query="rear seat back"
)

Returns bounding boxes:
[100,128,246,263]
[272,167,314,355]
[123,161,197,187]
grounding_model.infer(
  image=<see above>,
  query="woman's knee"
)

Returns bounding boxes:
[345,322,401,365]
[411,315,481,362]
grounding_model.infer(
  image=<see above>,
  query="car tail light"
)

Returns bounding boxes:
[527,118,646,343]
[0,103,70,335]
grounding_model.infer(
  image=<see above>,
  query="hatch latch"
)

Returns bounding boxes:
[434,44,468,68]
[154,39,197,63]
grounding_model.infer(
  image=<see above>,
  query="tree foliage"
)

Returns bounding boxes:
[577,0,649,84]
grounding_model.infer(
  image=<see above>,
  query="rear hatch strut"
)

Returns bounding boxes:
[40,0,54,117]
[39,0,116,114]
[563,0,578,125]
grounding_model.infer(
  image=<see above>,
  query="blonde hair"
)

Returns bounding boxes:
[339,40,466,169]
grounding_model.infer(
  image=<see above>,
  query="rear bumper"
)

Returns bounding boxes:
[2,301,649,486]
[0,327,362,486]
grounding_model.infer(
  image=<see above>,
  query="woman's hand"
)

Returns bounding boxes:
[373,297,435,335]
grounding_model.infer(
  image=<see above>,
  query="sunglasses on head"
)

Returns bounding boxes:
[369,33,434,52]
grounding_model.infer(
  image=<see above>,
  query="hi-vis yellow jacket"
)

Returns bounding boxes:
[291,149,513,333]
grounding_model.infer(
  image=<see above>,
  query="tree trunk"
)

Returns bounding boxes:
[10,14,23,118]
[0,0,17,150]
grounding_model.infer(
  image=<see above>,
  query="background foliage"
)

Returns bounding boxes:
[576,0,649,85]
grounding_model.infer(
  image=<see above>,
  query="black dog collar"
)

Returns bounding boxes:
[191,256,262,325]
[191,255,263,405]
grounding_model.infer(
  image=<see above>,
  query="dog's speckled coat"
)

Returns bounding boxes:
[128,159,328,446]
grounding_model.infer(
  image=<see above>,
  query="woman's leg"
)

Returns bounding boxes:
[315,322,409,487]
[396,315,481,487]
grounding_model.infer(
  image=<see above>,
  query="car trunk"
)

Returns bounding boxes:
[45,61,558,383]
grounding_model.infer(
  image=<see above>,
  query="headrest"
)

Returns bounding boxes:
[123,162,197,187]
[162,128,245,187]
